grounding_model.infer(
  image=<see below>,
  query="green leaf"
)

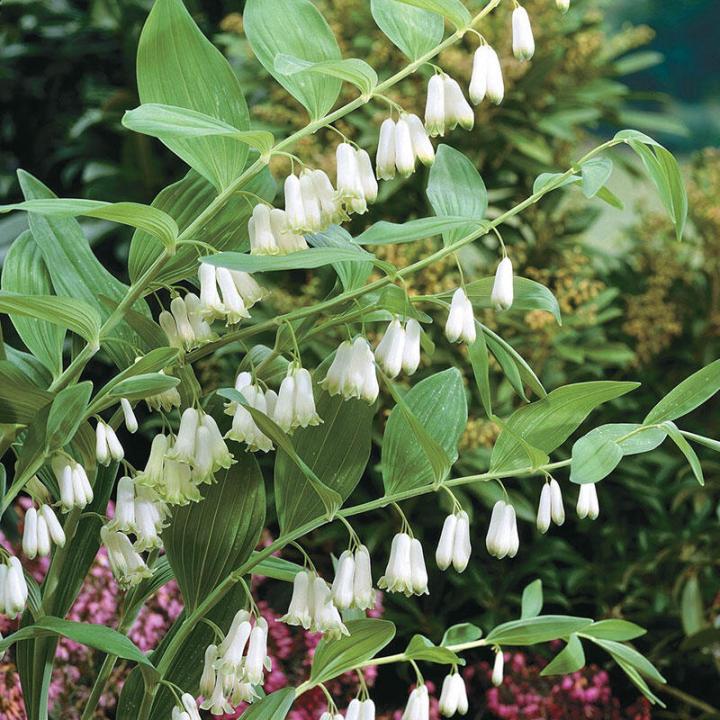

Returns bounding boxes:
[1,231,64,377]
[590,638,666,685]
[628,140,688,241]
[163,453,266,610]
[644,360,720,425]
[0,360,52,424]
[0,199,178,252]
[486,616,593,646]
[441,623,482,647]
[614,129,662,147]
[46,382,93,450]
[311,619,396,684]
[580,157,613,199]
[273,383,373,532]
[220,388,343,523]
[274,54,377,95]
[468,330,492,418]
[540,634,585,676]
[491,382,639,473]
[308,225,373,291]
[16,171,149,368]
[405,635,463,665]
[137,0,250,190]
[582,620,646,642]
[371,0,444,60]
[396,0,471,29]
[680,576,706,637]
[0,291,101,346]
[483,326,546,401]
[521,579,543,619]
[356,216,483,246]
[462,277,562,324]
[612,657,665,707]
[238,689,296,720]
[0,616,153,667]
[383,376,453,486]
[244,0,342,120]
[128,168,276,287]
[123,104,274,154]
[205,247,373,274]
[382,368,467,495]
[533,172,581,195]
[427,145,488,245]
[678,431,720,453]
[109,373,181,402]
[570,423,667,485]
[663,421,704,486]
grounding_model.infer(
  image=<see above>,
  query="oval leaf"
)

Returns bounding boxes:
[371,0,444,60]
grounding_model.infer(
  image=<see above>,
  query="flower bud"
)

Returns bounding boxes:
[356,149,379,203]
[360,699,376,720]
[376,118,397,181]
[492,650,504,686]
[402,319,422,375]
[374,319,407,379]
[120,398,138,434]
[549,478,565,526]
[436,514,457,572]
[22,507,39,559]
[536,483,552,534]
[445,288,475,344]
[452,511,472,573]
[410,538,429,596]
[491,257,514,311]
[512,6,535,61]
[403,685,429,720]
[577,483,600,520]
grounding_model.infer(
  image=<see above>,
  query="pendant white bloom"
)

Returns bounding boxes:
[1,556,29,617]
[337,142,368,214]
[331,549,356,610]
[491,257,514,311]
[470,45,504,105]
[436,511,472,573]
[378,532,414,596]
[439,673,469,717]
[280,569,313,629]
[402,319,422,375]
[376,118,397,180]
[101,526,152,589]
[374,319,406,379]
[492,650,505,686]
[284,174,307,234]
[200,644,219,697]
[445,288,476,344]
[321,337,378,404]
[356,150,379,203]
[166,407,199,464]
[403,685,430,720]
[359,699,376,720]
[353,544,376,610]
[486,500,519,559]
[394,117,416,177]
[405,114,435,166]
[270,208,309,254]
[410,537,430,595]
[512,6,535,61]
[120,398,138,434]
[311,575,349,638]
[443,76,474,132]
[425,74,446,137]
[96,421,124,465]
[52,456,93,512]
[577,483,600,520]
[199,262,226,320]
[244,617,269,685]
[180,693,202,720]
[536,482,552,534]
[549,478,565,526]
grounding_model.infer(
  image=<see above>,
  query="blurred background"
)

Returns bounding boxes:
[1,0,719,718]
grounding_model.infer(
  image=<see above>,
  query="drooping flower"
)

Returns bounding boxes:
[425,74,446,138]
[403,685,430,720]
[536,482,552,534]
[52,456,93,512]
[353,545,376,611]
[549,478,565,526]
[374,319,407,379]
[100,525,152,589]
[95,421,124,466]
[512,6,535,61]
[492,650,505,686]
[577,483,600,520]
[280,569,313,629]
[331,549,356,610]
[311,575,349,639]
[244,617,270,685]
[445,288,476,344]
[274,366,322,433]
[0,556,29,617]
[491,256,514,311]
[436,511,471,573]
[321,337,379,404]
[443,76,475,132]
[338,143,377,214]
[378,532,414,596]
[439,672,469,716]
[470,45,504,105]
[120,398,138,434]
[486,501,519,559]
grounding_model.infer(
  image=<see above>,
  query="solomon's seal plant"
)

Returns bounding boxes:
[0,0,716,718]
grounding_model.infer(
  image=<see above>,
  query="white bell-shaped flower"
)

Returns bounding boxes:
[292,367,322,429]
[166,407,199,464]
[280,569,313,629]
[337,143,369,215]
[402,319,422,375]
[443,76,474,132]
[284,174,308,234]
[436,513,457,571]
[39,505,65,550]
[101,526,152,589]
[245,617,269,685]
[486,500,520,559]
[184,293,215,343]
[549,478,565,526]
[217,609,252,675]
[346,699,362,720]
[200,673,233,716]
[162,458,200,505]
[299,171,324,233]
[378,532,414,596]
[158,310,182,350]
[536,483,552,534]
[353,544,376,610]
[180,693,202,720]
[52,457,92,512]
[356,150,379,203]
[114,475,136,531]
[226,384,273,453]
[512,6,535,61]
[410,538,429,595]
[405,114,435,167]
[374,319,406,379]
[269,208,308,254]
[136,433,168,489]
[120,398,138,434]
[198,262,226,320]
[445,288,476,344]
[22,507,39,559]
[359,699,376,720]
[170,297,196,350]
[311,575,349,638]
[133,485,167,551]
[310,169,343,227]
[230,270,267,309]
[322,338,378,404]
[470,45,504,105]
[491,257,514,311]
[492,650,505,686]
[436,511,472,573]
[321,340,352,397]
[331,549,356,610]
[216,268,250,325]
[425,74,446,138]
[200,644,219,697]
[439,672,469,717]
[376,118,397,181]
[201,413,234,471]
[274,373,297,434]
[2,556,29,617]
[577,483,600,520]
[403,685,430,720]
[172,706,190,720]
[96,421,124,465]
[250,203,280,255]
[394,117,416,178]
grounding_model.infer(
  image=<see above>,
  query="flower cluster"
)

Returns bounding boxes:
[322,337,379,404]
[280,571,349,639]
[199,262,268,323]
[374,319,422,379]
[378,533,429,597]
[376,116,434,180]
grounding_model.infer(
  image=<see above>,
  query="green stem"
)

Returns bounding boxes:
[148,458,571,702]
